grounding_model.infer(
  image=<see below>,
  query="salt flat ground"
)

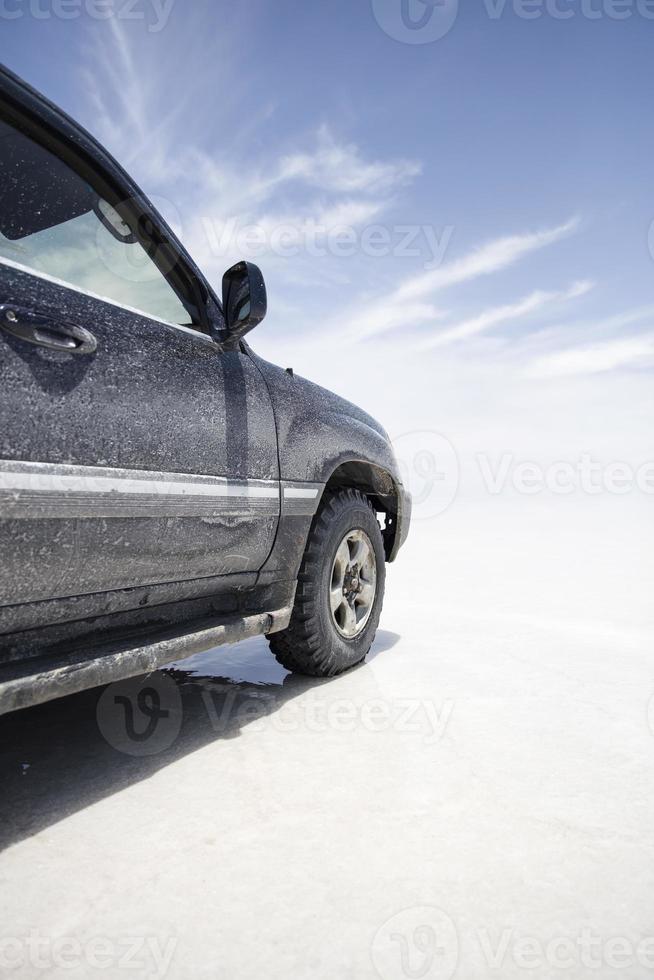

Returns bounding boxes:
[0,495,652,980]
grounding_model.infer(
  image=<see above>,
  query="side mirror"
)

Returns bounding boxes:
[221,261,267,344]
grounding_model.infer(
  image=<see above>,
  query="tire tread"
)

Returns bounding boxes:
[269,489,384,677]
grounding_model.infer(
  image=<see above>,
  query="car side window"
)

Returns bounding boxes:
[0,118,191,326]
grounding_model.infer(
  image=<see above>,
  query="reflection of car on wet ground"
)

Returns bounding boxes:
[0,65,411,715]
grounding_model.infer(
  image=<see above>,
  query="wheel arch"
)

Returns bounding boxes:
[322,459,401,562]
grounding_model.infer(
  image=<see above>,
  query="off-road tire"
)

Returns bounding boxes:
[269,489,386,677]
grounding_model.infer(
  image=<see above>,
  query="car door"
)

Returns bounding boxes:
[0,101,280,612]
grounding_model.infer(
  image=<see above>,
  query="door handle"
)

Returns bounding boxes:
[0,304,97,354]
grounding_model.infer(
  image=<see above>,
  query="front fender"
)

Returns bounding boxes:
[249,354,401,485]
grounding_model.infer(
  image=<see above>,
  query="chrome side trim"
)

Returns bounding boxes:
[283,487,319,499]
[0,460,324,520]
[281,482,322,517]
[0,460,279,519]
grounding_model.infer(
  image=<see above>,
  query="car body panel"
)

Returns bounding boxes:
[248,354,398,482]
[0,260,281,607]
[0,64,411,711]
[251,353,410,589]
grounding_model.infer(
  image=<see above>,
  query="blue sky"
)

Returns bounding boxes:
[3,0,654,494]
[6,1,654,361]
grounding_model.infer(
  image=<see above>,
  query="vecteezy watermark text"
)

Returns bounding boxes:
[371,906,654,979]
[477,927,654,971]
[0,0,176,32]
[97,673,455,757]
[371,0,654,47]
[202,687,454,746]
[478,453,654,496]
[392,433,654,521]
[0,932,177,978]
[484,0,654,20]
[200,219,454,270]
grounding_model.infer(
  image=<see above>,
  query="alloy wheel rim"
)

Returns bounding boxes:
[329,529,377,638]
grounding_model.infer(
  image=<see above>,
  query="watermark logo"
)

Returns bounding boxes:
[92,196,453,286]
[371,0,459,43]
[97,678,453,756]
[96,673,182,757]
[393,430,459,520]
[371,911,654,977]
[371,906,459,980]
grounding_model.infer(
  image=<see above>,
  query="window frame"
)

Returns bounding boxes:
[0,67,221,337]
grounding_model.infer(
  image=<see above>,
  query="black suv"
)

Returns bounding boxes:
[0,66,411,715]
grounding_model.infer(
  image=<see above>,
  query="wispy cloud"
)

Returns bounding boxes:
[182,125,417,228]
[527,333,654,377]
[524,304,654,345]
[81,17,175,173]
[278,125,421,195]
[394,218,580,304]
[420,280,594,349]
[340,218,581,343]
[77,20,603,377]
[78,18,421,291]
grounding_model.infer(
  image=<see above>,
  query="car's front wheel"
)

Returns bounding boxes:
[269,489,386,677]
